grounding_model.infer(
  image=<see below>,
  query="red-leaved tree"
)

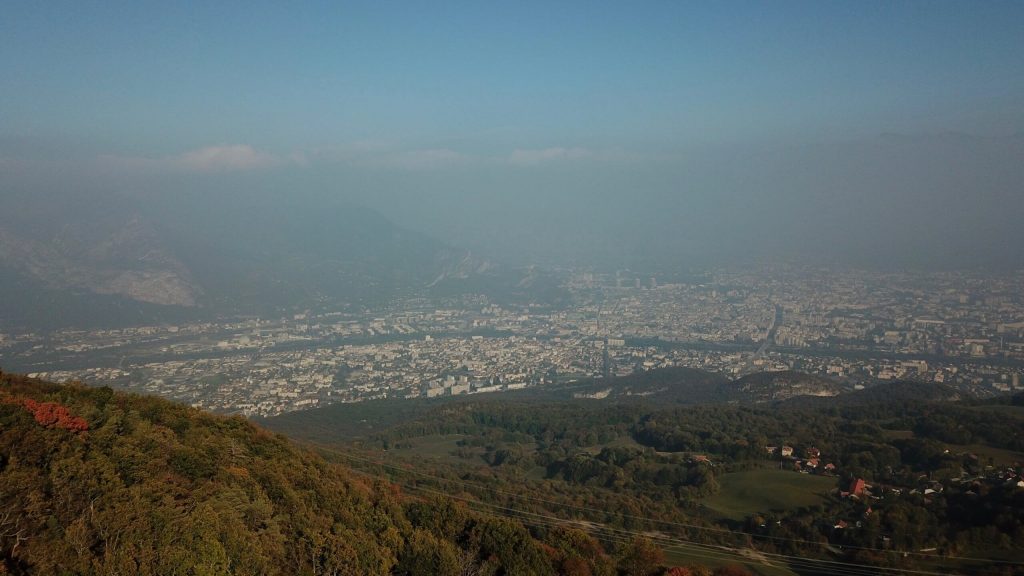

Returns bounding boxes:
[3,397,88,432]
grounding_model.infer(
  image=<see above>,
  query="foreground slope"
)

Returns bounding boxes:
[0,372,622,576]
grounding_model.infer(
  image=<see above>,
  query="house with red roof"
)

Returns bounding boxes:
[849,478,867,497]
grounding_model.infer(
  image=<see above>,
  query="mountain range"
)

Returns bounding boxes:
[0,191,491,329]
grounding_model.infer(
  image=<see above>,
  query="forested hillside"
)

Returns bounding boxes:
[268,371,1024,575]
[0,371,648,576]
[5,367,1022,575]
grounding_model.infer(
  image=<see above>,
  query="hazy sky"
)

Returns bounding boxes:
[3,1,1023,268]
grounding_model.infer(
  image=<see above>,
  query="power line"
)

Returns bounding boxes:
[314,443,1018,575]
[311,442,1021,567]
[395,475,967,576]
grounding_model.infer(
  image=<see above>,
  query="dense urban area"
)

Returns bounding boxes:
[3,267,1023,416]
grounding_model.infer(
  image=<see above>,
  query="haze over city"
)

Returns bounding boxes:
[3,0,1024,418]
[3,1,1023,270]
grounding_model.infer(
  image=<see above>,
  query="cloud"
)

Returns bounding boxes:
[100,144,288,174]
[318,144,635,170]
[508,147,592,166]
[177,145,280,171]
[308,144,470,171]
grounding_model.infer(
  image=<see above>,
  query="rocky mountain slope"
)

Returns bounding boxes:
[0,190,486,328]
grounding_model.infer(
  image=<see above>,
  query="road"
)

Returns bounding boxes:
[754,304,783,358]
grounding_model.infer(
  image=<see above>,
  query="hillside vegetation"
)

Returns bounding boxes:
[267,368,1024,575]
[0,371,640,576]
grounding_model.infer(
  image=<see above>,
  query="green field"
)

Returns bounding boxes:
[702,469,836,521]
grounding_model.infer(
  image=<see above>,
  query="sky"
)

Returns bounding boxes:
[3,1,1024,268]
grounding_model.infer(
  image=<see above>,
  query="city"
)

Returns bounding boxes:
[3,266,1022,416]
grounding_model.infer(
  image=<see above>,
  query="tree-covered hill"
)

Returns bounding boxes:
[0,371,632,576]
[265,369,1024,575]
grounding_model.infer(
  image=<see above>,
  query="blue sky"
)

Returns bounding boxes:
[3,1,1023,267]
[4,1,1022,156]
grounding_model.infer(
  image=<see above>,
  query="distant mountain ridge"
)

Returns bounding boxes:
[0,215,201,307]
[0,190,490,328]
